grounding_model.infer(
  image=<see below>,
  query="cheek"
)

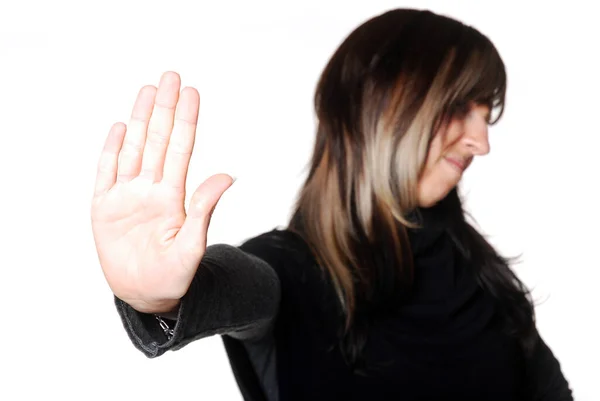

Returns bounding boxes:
[416,129,461,206]
[426,140,443,166]
[423,132,445,172]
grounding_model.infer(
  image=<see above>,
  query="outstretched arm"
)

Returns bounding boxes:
[114,243,281,358]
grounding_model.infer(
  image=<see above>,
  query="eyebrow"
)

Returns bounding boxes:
[471,101,492,122]
[477,102,492,122]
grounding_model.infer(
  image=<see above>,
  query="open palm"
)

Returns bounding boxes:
[91,72,234,314]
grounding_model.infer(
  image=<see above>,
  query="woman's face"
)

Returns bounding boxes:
[417,103,491,207]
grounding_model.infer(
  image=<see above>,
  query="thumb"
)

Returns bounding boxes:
[175,173,235,260]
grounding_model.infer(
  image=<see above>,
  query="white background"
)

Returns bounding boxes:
[1,0,598,399]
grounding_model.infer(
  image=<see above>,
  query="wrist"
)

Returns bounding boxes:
[126,297,181,318]
[154,299,181,320]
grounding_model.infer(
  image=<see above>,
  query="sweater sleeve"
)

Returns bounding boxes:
[114,243,281,358]
[525,331,573,400]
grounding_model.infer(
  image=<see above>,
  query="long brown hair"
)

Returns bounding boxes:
[287,8,535,368]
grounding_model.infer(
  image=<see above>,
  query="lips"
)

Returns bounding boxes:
[444,156,466,171]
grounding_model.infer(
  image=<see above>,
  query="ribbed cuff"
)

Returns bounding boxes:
[114,295,186,358]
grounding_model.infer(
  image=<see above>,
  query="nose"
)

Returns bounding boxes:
[462,111,490,156]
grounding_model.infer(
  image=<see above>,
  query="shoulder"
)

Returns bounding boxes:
[238,228,326,289]
[240,230,343,337]
[239,229,312,268]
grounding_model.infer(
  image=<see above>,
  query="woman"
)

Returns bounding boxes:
[91,8,572,401]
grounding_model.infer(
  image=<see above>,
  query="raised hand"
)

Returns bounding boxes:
[91,71,234,314]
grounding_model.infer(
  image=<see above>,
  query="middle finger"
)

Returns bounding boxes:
[140,71,181,181]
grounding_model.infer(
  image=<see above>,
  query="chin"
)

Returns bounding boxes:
[417,197,440,208]
[417,188,453,208]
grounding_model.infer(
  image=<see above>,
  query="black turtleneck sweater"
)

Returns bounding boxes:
[114,219,573,400]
